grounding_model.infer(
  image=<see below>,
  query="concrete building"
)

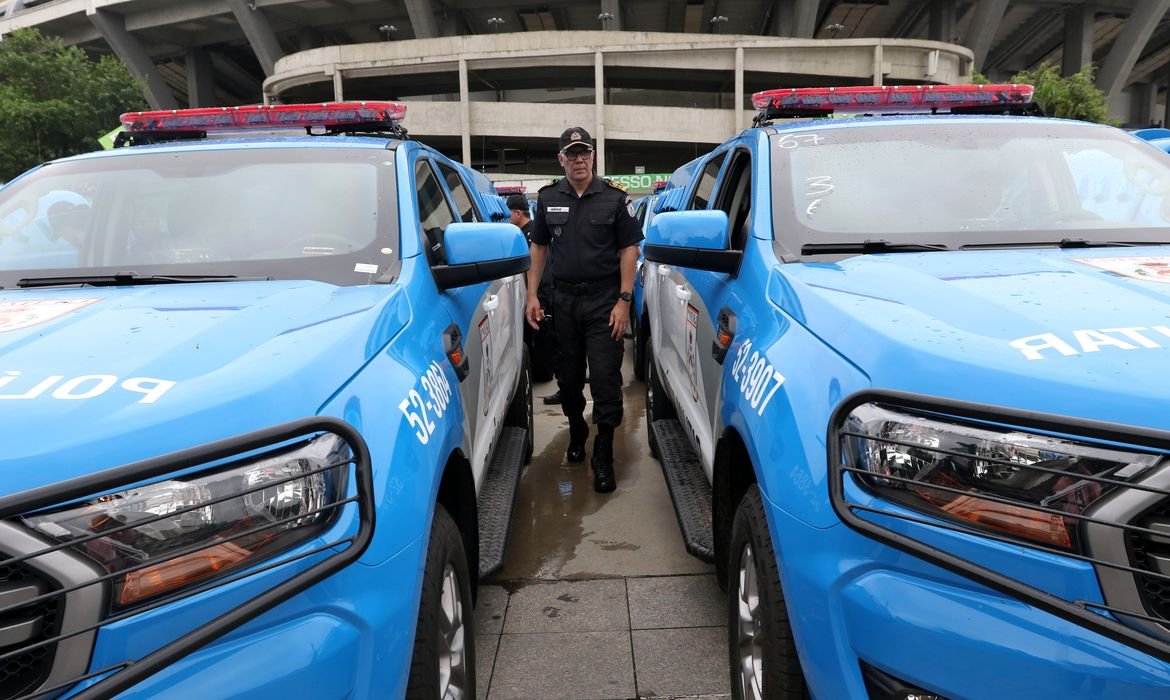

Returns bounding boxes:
[4,1,1170,179]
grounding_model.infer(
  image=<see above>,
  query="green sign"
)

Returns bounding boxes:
[608,173,670,190]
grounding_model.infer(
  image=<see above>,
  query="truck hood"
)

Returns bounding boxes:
[0,281,409,494]
[779,247,1170,429]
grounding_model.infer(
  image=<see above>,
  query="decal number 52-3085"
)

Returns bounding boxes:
[400,360,453,445]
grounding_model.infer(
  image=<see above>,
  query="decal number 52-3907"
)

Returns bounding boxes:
[730,339,785,417]
[399,360,453,445]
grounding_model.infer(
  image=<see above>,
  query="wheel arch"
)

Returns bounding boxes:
[436,447,479,600]
[713,426,757,589]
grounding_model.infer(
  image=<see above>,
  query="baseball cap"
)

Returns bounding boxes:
[558,127,594,154]
[505,194,530,211]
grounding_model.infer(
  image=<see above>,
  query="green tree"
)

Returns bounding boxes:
[1007,63,1115,124]
[0,28,148,181]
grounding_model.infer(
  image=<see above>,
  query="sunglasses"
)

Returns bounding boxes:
[562,148,594,161]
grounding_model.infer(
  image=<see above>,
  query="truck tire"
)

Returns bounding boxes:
[406,503,476,700]
[645,344,675,460]
[504,347,534,464]
[728,485,807,700]
[632,311,649,382]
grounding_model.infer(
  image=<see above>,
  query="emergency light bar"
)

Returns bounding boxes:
[495,185,527,195]
[752,84,1035,116]
[653,180,669,192]
[120,101,407,133]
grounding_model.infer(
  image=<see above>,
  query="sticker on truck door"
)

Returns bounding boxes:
[686,304,700,401]
[479,315,493,415]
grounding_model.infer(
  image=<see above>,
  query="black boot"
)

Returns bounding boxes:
[591,427,616,493]
[567,417,588,463]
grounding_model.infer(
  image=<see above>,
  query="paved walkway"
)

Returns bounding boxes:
[476,351,731,700]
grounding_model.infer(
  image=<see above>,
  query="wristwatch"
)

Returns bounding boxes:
[619,291,633,302]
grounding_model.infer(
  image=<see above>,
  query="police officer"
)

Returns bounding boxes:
[525,127,642,493]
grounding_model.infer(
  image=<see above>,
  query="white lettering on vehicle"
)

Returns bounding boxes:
[1010,326,1170,360]
[729,339,785,417]
[399,360,454,445]
[0,371,176,403]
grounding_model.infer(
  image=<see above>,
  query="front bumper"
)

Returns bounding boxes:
[766,496,1170,699]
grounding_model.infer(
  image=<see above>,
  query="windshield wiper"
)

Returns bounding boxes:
[801,240,949,255]
[16,273,261,288]
[961,239,1170,250]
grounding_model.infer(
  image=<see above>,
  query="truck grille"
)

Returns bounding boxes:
[1129,500,1170,623]
[0,562,60,700]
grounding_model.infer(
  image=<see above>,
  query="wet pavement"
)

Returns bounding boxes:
[475,348,730,700]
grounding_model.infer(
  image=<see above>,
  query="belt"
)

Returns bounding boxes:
[554,277,619,296]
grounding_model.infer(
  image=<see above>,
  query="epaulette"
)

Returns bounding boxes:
[604,178,627,193]
[538,180,558,192]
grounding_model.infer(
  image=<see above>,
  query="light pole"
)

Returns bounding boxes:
[487,16,505,32]
[378,24,397,40]
[825,22,845,38]
[710,15,728,33]
[597,12,614,28]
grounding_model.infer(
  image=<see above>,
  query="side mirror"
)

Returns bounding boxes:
[432,222,531,290]
[643,210,741,274]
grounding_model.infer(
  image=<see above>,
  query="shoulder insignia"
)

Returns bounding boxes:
[538,179,559,192]
[604,178,627,193]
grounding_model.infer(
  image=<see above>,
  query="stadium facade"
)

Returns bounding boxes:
[3,0,1170,182]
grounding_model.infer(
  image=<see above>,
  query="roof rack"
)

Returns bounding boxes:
[115,102,409,147]
[751,84,1040,126]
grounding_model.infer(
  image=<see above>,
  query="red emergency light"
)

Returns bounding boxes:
[495,185,527,195]
[652,180,669,192]
[119,101,407,132]
[751,84,1034,114]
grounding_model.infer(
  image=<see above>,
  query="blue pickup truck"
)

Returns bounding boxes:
[0,103,531,699]
[643,84,1170,699]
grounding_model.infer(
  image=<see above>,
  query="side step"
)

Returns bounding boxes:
[477,426,528,579]
[651,419,715,562]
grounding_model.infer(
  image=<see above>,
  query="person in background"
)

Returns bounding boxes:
[510,193,561,400]
[524,127,642,493]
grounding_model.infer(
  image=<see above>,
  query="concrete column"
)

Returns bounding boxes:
[226,0,283,77]
[600,0,623,30]
[873,42,884,86]
[1062,6,1095,76]
[87,9,178,110]
[1131,82,1158,125]
[734,46,744,134]
[595,51,606,177]
[333,70,344,101]
[792,0,819,38]
[1097,0,1170,103]
[1165,74,1170,128]
[459,59,470,166]
[4,0,26,18]
[185,48,216,108]
[406,0,439,39]
[963,0,1010,71]
[928,0,956,43]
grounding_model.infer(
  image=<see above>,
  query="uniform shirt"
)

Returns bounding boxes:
[531,176,643,284]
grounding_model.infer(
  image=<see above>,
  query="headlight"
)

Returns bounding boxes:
[22,433,349,609]
[843,403,1162,550]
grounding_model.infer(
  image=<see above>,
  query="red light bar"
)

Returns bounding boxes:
[751,84,1034,113]
[119,102,407,132]
[652,180,669,192]
[495,185,527,195]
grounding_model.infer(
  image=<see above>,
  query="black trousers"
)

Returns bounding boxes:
[554,284,625,427]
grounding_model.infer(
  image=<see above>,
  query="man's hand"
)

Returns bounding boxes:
[525,295,545,331]
[608,299,630,341]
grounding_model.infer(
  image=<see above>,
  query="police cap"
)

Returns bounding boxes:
[505,194,530,212]
[558,127,594,155]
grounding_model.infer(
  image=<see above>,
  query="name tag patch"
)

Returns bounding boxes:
[547,206,570,213]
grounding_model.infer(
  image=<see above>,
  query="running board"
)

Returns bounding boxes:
[477,426,528,579]
[651,419,715,562]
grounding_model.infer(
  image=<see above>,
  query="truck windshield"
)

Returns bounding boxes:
[771,120,1170,258]
[0,146,397,287]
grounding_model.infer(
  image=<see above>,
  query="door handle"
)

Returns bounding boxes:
[483,294,500,312]
[657,264,671,276]
[674,285,692,301]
